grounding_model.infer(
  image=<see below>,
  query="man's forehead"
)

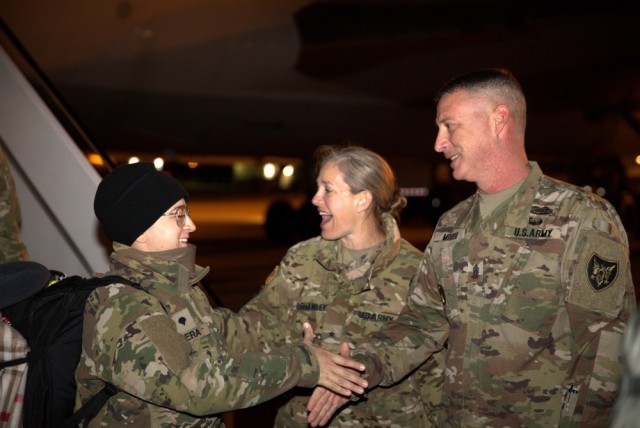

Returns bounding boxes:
[437,90,490,117]
[436,90,466,119]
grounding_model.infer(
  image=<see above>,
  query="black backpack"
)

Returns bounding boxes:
[0,272,139,428]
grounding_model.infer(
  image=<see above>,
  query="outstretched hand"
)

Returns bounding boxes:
[302,322,367,397]
[306,342,352,427]
[307,386,350,427]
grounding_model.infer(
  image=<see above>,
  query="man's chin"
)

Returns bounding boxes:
[451,169,465,181]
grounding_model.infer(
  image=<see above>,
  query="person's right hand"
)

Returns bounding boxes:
[302,322,367,397]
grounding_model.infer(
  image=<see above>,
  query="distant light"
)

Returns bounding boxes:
[128,157,140,164]
[187,161,199,169]
[431,198,441,208]
[400,187,429,197]
[134,27,154,39]
[87,153,104,166]
[583,185,592,192]
[636,155,640,165]
[279,165,295,189]
[263,163,277,180]
[282,164,294,177]
[153,157,164,171]
[596,187,606,197]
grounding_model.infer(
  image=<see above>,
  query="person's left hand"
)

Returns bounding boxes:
[302,322,367,397]
[307,385,350,427]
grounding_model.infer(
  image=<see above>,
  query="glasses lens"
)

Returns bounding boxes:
[175,206,189,228]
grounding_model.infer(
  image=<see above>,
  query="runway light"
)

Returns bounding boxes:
[187,161,199,169]
[279,165,295,189]
[128,157,140,164]
[263,163,277,180]
[153,157,164,171]
[282,164,294,177]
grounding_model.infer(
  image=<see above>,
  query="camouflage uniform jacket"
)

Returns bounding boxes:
[239,214,444,427]
[75,243,319,427]
[0,145,28,262]
[356,162,636,427]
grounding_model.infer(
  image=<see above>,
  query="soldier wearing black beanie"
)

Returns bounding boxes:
[93,162,189,246]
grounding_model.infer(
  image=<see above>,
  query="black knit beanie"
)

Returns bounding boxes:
[94,162,189,245]
[0,261,50,309]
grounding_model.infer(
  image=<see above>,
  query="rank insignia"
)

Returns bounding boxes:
[530,206,556,216]
[587,253,618,291]
[528,217,543,226]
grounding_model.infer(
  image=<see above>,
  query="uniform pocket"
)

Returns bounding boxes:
[429,239,459,322]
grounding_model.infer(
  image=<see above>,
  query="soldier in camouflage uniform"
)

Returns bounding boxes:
[0,144,29,426]
[0,144,28,262]
[309,69,636,427]
[75,162,367,427]
[239,145,444,427]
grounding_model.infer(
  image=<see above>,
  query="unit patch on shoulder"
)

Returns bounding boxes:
[568,234,626,317]
[587,253,619,292]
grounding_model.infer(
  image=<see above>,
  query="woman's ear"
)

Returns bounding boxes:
[356,190,373,213]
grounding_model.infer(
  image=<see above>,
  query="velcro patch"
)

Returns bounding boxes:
[139,315,191,373]
[567,233,626,318]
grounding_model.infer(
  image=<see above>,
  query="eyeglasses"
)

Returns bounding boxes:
[161,205,191,228]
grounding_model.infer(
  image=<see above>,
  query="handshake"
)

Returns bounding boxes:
[301,322,368,427]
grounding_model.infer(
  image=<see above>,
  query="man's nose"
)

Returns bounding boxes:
[434,129,447,153]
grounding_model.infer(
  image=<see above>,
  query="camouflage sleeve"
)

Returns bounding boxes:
[205,307,262,353]
[354,254,450,388]
[561,201,637,426]
[0,146,28,262]
[237,263,292,352]
[86,284,319,416]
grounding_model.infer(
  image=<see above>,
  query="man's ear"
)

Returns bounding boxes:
[134,232,147,244]
[493,104,510,136]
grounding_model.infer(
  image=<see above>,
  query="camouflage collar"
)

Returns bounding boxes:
[503,161,544,228]
[454,161,543,229]
[109,243,209,294]
[314,213,401,294]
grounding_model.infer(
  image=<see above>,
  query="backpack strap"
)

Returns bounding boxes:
[0,356,27,369]
[60,382,119,428]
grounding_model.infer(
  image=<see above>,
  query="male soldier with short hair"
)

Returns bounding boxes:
[308,68,636,427]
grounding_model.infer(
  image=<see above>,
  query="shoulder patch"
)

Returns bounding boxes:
[567,234,626,318]
[587,253,618,291]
